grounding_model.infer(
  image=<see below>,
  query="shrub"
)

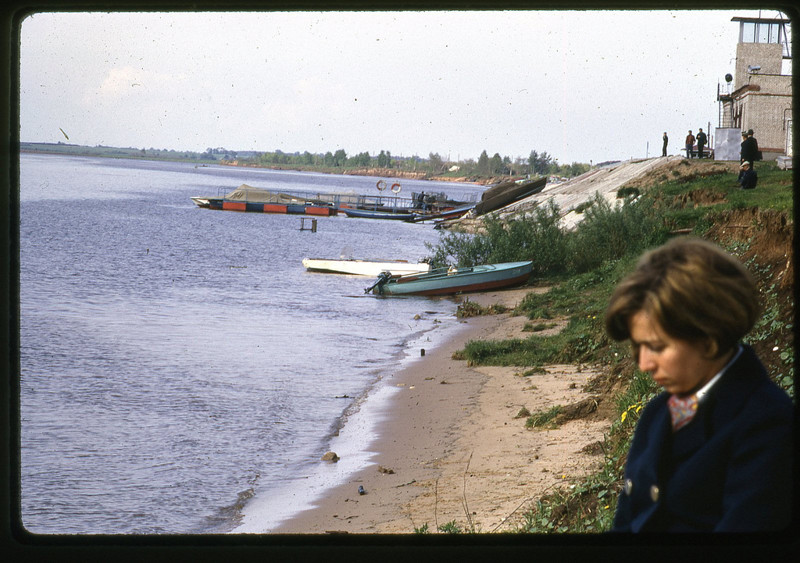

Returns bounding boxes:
[424,230,491,268]
[426,200,569,276]
[616,186,640,199]
[427,193,667,277]
[566,193,667,273]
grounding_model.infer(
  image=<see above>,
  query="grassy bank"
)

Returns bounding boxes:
[426,159,794,533]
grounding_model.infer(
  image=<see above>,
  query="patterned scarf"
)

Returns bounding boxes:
[667,394,698,431]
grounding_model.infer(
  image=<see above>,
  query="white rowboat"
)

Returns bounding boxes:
[302,258,431,277]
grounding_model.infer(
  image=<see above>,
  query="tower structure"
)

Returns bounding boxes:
[715,14,792,161]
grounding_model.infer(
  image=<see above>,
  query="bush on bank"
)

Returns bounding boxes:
[426,192,667,277]
[422,160,793,534]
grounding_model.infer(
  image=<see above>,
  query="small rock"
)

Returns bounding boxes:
[321,451,340,462]
[358,485,366,495]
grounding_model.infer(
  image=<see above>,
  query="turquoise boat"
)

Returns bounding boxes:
[366,261,533,296]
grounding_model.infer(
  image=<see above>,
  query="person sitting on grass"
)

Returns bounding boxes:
[737,161,757,190]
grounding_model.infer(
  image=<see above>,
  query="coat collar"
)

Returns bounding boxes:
[670,344,765,456]
[704,344,766,423]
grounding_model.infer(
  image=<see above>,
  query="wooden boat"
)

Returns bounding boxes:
[473,177,547,216]
[302,258,431,277]
[342,208,416,221]
[366,261,533,296]
[407,202,476,223]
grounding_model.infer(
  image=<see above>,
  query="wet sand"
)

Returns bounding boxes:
[271,288,612,534]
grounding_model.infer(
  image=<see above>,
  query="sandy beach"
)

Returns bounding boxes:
[272,287,614,534]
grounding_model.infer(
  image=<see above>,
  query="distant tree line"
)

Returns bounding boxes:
[250,147,591,178]
[20,142,592,179]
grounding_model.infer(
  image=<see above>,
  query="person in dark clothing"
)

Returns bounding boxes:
[740,129,759,164]
[737,161,758,189]
[605,238,792,533]
[695,128,707,158]
[684,131,695,158]
[662,132,668,157]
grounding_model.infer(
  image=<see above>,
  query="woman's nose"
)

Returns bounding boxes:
[638,347,656,372]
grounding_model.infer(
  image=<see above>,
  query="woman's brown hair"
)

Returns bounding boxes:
[605,237,760,358]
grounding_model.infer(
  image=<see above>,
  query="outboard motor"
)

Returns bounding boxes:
[364,271,393,295]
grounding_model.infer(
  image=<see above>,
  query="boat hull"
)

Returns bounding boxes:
[303,258,431,277]
[371,261,533,296]
[474,177,546,216]
[342,208,415,220]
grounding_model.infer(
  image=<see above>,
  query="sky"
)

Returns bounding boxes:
[17,8,791,165]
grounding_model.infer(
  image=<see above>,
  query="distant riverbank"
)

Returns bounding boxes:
[19,142,510,185]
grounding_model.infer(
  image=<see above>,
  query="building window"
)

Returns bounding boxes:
[741,22,755,42]
[740,21,783,44]
[757,23,769,43]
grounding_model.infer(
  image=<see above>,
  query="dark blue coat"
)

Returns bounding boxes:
[738,168,758,190]
[740,136,760,163]
[613,345,793,532]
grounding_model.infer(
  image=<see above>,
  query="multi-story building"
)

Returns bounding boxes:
[715,15,792,165]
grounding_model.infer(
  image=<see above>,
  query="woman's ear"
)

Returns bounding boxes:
[703,338,720,360]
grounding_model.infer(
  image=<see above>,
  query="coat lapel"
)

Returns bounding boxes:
[670,345,763,459]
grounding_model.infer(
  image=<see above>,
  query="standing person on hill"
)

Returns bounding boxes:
[684,130,695,158]
[662,132,668,157]
[740,129,759,164]
[605,238,793,533]
[695,128,707,158]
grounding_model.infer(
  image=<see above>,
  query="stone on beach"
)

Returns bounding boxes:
[321,451,340,462]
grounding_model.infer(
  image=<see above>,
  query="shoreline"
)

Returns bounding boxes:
[269,288,613,534]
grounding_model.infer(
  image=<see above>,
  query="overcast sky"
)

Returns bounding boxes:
[18,9,789,165]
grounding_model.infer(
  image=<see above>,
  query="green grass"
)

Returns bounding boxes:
[522,321,558,333]
[525,405,563,430]
[647,161,793,231]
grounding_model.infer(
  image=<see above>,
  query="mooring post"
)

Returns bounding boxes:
[300,217,318,232]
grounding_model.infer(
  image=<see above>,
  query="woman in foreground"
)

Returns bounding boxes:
[605,237,793,532]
